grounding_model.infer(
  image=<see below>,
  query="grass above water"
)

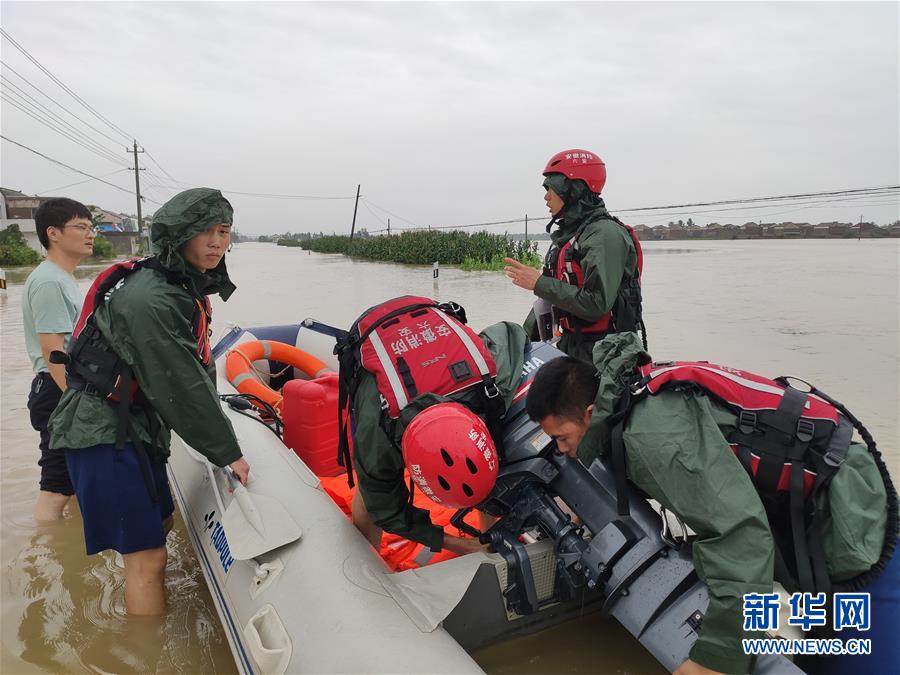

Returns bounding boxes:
[282,230,541,270]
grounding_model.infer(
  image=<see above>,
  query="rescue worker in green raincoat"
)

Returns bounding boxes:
[343,309,528,557]
[525,332,896,675]
[505,149,644,364]
[49,188,249,616]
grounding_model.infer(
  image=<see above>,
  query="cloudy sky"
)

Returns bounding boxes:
[1,1,897,235]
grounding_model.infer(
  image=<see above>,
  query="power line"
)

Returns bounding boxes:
[367,185,899,233]
[142,149,180,183]
[1,90,127,167]
[629,191,900,226]
[1,134,162,204]
[0,73,127,163]
[616,185,899,214]
[37,169,130,195]
[360,197,420,228]
[136,168,358,201]
[359,199,388,228]
[0,59,129,148]
[1,28,133,143]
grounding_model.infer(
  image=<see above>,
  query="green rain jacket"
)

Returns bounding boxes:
[351,321,528,551]
[582,333,888,674]
[49,188,242,467]
[529,174,639,363]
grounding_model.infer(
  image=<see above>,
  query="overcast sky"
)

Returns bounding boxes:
[1,1,898,234]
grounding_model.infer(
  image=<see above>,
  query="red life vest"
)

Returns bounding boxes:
[72,257,212,368]
[354,296,497,417]
[545,216,644,335]
[335,296,499,485]
[609,359,898,597]
[51,256,214,501]
[635,361,847,499]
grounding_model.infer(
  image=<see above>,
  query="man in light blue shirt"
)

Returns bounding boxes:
[22,197,95,520]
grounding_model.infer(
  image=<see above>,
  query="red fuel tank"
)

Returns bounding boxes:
[281,373,343,477]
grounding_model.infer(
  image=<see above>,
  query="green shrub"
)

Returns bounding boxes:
[91,234,114,259]
[0,224,41,266]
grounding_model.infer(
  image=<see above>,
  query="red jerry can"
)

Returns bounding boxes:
[281,372,343,477]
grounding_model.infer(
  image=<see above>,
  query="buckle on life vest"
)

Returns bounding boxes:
[738,410,758,435]
[823,450,847,468]
[796,419,815,443]
[484,381,500,399]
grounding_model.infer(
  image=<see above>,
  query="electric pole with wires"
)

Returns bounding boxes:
[128,140,146,246]
[349,184,361,241]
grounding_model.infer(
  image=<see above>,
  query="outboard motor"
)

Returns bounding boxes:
[452,342,800,674]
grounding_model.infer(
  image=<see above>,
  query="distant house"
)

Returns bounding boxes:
[632,224,654,240]
[1,188,49,253]
[742,223,763,238]
[89,207,125,232]
[850,222,880,237]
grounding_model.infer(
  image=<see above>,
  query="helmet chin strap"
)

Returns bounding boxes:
[545,214,559,233]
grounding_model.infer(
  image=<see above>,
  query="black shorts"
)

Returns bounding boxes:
[27,373,74,496]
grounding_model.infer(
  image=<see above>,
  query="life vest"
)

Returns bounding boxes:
[50,256,213,500]
[318,474,480,571]
[608,359,898,597]
[544,216,644,337]
[335,296,500,486]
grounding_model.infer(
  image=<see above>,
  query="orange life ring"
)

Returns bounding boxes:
[225,340,330,411]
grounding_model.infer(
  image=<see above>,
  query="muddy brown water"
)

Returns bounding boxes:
[2,240,896,674]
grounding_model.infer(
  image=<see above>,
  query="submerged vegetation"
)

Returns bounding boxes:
[283,230,541,269]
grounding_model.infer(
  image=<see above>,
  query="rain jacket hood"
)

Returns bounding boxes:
[151,188,236,301]
[577,332,647,465]
[543,173,609,238]
[49,187,243,467]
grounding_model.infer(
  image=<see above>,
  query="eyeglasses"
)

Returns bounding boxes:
[64,223,99,235]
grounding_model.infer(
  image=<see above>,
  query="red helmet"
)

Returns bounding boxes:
[401,402,498,509]
[543,149,606,194]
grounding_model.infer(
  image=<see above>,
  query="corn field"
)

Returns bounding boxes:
[288,231,541,268]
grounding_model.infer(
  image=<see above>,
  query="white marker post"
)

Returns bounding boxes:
[432,261,439,279]
[0,268,6,295]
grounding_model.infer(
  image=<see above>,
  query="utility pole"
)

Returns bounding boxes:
[525,213,528,246]
[349,184,361,241]
[127,140,145,243]
[387,218,391,236]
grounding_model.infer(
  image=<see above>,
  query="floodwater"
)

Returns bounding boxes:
[1,239,897,674]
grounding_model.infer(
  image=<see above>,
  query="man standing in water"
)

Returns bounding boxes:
[50,188,250,615]
[505,149,644,362]
[22,198,95,521]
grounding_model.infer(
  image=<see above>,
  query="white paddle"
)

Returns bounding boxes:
[205,463,303,560]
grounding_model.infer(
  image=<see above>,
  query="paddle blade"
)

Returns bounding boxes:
[222,490,302,560]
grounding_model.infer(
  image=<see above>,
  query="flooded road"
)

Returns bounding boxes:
[2,239,897,674]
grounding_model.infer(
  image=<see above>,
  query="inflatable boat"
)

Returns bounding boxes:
[167,322,801,674]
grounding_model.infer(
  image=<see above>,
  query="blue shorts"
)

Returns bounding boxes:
[797,546,900,674]
[65,444,175,555]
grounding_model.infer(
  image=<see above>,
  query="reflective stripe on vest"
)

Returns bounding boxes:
[368,327,410,411]
[353,296,498,419]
